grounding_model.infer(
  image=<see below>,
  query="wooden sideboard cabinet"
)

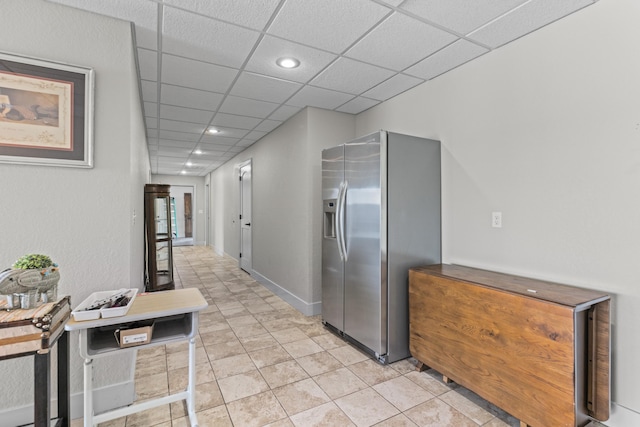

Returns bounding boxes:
[409,264,610,427]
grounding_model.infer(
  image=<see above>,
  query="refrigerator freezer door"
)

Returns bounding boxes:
[321,145,345,331]
[344,137,385,356]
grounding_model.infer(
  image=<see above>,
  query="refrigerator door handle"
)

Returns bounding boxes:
[337,180,348,261]
[336,182,345,261]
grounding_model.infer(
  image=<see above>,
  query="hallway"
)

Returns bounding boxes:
[74,245,520,426]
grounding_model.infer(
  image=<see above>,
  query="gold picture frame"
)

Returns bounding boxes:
[0,52,94,168]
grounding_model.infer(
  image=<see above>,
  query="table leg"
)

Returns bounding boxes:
[84,358,94,427]
[34,351,51,427]
[187,336,197,423]
[57,331,70,427]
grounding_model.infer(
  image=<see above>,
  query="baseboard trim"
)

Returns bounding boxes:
[604,402,640,427]
[251,270,321,316]
[0,380,135,426]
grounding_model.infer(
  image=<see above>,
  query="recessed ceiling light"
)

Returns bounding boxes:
[186,162,193,167]
[194,149,202,155]
[276,57,300,69]
[207,128,220,134]
[180,170,187,175]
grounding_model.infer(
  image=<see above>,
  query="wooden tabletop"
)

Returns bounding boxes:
[65,288,208,331]
[411,264,609,308]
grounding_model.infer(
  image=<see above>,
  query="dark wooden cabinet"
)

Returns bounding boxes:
[409,264,610,427]
[144,184,174,292]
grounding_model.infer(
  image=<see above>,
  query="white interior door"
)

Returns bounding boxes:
[239,161,252,272]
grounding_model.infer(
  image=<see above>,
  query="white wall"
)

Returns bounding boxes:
[152,175,206,244]
[209,108,354,312]
[0,0,149,420]
[356,0,639,422]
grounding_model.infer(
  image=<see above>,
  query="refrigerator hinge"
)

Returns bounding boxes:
[239,214,242,220]
[239,175,242,181]
[239,252,242,258]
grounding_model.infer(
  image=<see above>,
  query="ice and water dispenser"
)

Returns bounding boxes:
[323,199,337,239]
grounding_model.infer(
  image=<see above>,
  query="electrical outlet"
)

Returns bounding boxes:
[492,212,502,228]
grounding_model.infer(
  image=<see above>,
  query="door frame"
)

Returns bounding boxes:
[184,192,193,238]
[238,159,252,272]
[169,185,195,244]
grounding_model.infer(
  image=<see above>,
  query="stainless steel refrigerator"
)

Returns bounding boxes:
[322,130,441,364]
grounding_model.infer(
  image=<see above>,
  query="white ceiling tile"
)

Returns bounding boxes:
[210,127,249,139]
[156,166,182,174]
[225,145,245,153]
[140,80,158,102]
[200,135,240,146]
[157,145,193,155]
[159,105,214,124]
[183,168,207,175]
[243,130,268,141]
[162,0,281,30]
[336,97,380,114]
[47,0,159,49]
[158,130,200,142]
[310,57,395,95]
[269,105,302,121]
[245,36,338,84]
[267,0,391,53]
[219,95,280,119]
[159,139,194,148]
[160,84,224,111]
[254,119,282,133]
[161,54,238,92]
[144,102,158,117]
[236,139,256,148]
[467,0,594,48]
[345,13,457,71]
[137,48,157,81]
[230,72,302,103]
[193,157,223,166]
[194,147,229,156]
[159,119,207,134]
[362,73,424,101]
[399,0,528,35]
[145,117,158,129]
[405,39,489,80]
[162,7,260,68]
[158,160,186,167]
[287,86,354,110]
[212,113,262,130]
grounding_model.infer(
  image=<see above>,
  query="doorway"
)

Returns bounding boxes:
[184,193,193,238]
[170,185,195,247]
[239,160,252,273]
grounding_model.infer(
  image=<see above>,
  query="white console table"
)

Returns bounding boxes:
[65,288,208,427]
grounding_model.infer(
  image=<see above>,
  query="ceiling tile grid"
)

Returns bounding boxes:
[46,0,598,176]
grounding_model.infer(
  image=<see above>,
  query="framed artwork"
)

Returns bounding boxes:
[0,52,94,168]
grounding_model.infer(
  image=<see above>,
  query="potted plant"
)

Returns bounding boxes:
[0,254,60,309]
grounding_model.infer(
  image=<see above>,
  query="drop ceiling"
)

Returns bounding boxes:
[46,0,597,176]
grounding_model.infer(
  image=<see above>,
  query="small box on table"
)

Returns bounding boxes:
[114,320,154,348]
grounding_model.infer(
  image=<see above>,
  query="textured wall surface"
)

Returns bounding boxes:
[355,0,640,421]
[0,0,149,415]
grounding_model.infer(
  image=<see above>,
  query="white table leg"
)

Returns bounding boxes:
[84,357,94,427]
[187,336,198,426]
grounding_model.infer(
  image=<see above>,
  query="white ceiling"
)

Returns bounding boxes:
[46,0,597,176]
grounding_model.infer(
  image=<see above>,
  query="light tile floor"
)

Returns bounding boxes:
[73,246,523,427]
